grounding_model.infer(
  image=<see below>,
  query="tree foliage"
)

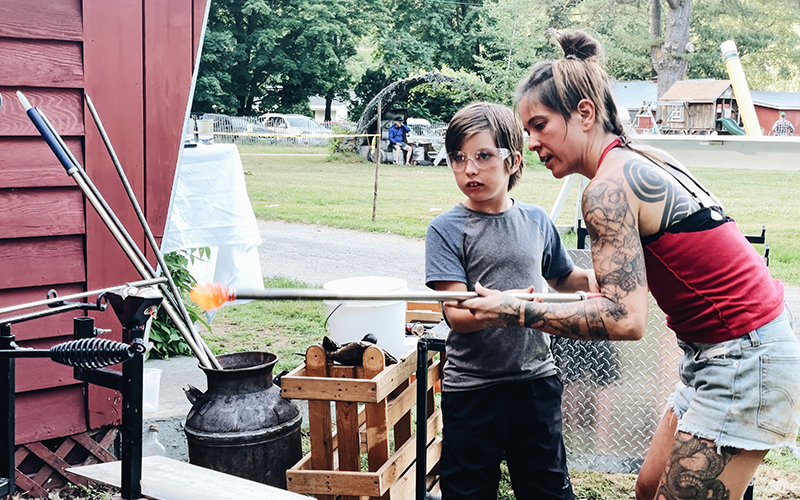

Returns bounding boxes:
[194,0,800,121]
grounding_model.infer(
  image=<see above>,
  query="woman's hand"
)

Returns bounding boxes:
[452,283,527,328]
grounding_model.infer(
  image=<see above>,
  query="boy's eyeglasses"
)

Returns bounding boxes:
[446,148,511,171]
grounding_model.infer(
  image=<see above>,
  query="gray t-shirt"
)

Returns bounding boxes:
[425,201,574,391]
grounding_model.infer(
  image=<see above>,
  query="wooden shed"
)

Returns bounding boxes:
[658,79,740,134]
[0,0,207,494]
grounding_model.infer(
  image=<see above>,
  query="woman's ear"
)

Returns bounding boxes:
[576,99,596,132]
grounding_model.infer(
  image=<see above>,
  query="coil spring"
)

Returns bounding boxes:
[50,338,135,369]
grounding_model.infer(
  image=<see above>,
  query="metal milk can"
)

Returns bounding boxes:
[184,351,302,488]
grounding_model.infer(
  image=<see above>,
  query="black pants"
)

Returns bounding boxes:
[439,376,574,500]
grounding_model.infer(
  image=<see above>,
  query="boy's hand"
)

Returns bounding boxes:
[455,282,527,328]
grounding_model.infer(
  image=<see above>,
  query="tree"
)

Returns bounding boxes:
[650,0,693,103]
[194,0,372,116]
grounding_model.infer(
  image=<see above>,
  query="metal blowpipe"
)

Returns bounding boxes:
[191,282,601,311]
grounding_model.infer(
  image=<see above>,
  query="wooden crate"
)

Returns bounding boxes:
[282,343,443,500]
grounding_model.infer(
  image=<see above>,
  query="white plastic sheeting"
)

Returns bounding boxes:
[161,144,264,312]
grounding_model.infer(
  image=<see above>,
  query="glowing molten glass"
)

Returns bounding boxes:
[190,282,234,310]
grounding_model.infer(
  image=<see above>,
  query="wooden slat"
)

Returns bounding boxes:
[15,385,86,444]
[281,369,380,403]
[71,432,118,464]
[363,346,390,483]
[0,39,83,88]
[83,0,147,431]
[14,470,49,499]
[144,0,194,238]
[391,379,412,451]
[331,365,361,500]
[387,438,443,500]
[386,360,440,427]
[375,410,443,494]
[0,187,84,239]
[0,138,84,188]
[373,348,418,402]
[0,235,84,290]
[0,88,83,137]
[69,455,310,500]
[15,336,81,393]
[285,468,383,497]
[0,283,83,341]
[406,310,444,323]
[305,345,334,500]
[0,0,82,41]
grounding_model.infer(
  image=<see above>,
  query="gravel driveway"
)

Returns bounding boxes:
[256,220,800,338]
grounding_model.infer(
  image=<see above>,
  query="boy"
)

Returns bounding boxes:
[425,102,595,500]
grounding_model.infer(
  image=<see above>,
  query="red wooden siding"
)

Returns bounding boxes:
[0,39,84,88]
[0,284,83,342]
[0,138,83,188]
[1,0,208,443]
[15,386,87,445]
[0,0,82,42]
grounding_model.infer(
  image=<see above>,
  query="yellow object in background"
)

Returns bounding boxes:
[720,40,762,136]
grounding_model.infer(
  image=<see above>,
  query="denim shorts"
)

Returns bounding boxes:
[669,306,800,450]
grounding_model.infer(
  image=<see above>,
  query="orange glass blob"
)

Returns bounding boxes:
[190,282,233,310]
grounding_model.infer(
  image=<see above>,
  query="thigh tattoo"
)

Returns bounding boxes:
[657,434,739,500]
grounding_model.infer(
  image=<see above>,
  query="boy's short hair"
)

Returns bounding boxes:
[445,102,524,190]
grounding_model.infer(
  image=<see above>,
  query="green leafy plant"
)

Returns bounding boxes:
[149,248,212,359]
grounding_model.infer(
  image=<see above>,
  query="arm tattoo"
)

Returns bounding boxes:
[623,159,699,233]
[657,434,739,500]
[522,299,610,341]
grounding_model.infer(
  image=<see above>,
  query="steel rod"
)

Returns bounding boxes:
[0,278,166,316]
[231,288,598,302]
[84,94,215,363]
[36,109,183,314]
[17,93,217,369]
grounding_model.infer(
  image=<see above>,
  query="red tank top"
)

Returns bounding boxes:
[643,217,784,343]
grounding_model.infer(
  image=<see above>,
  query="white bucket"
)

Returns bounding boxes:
[143,368,162,413]
[323,276,409,359]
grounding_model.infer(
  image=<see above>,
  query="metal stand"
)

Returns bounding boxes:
[0,286,161,499]
[415,335,445,500]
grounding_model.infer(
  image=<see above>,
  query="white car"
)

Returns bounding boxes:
[259,113,332,145]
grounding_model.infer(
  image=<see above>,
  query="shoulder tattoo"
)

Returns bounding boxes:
[623,159,699,233]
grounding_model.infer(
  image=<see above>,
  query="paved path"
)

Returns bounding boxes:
[256,220,800,337]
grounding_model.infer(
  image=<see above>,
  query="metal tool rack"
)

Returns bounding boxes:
[0,282,163,500]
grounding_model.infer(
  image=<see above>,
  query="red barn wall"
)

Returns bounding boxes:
[755,106,799,135]
[0,0,207,443]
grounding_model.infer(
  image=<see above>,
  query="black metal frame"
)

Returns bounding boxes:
[415,336,446,500]
[0,306,148,499]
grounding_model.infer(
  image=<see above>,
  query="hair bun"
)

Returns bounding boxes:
[555,30,603,63]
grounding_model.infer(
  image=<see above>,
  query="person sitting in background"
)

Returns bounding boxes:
[771,112,794,136]
[388,116,413,165]
[652,119,662,134]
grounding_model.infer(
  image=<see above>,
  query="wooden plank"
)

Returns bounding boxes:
[192,0,207,63]
[363,346,390,484]
[14,470,50,499]
[0,0,82,41]
[375,411,443,495]
[391,379,412,451]
[405,302,442,312]
[373,348,418,402]
[0,187,84,239]
[406,310,444,323]
[0,283,83,341]
[15,385,86,444]
[331,365,361,500]
[144,0,193,238]
[305,345,334,500]
[71,432,117,463]
[387,438,443,500]
[15,336,81,393]
[83,0,146,430]
[0,88,83,137]
[386,361,440,428]
[286,468,381,497]
[0,39,83,88]
[0,138,84,188]
[69,455,310,500]
[0,236,84,291]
